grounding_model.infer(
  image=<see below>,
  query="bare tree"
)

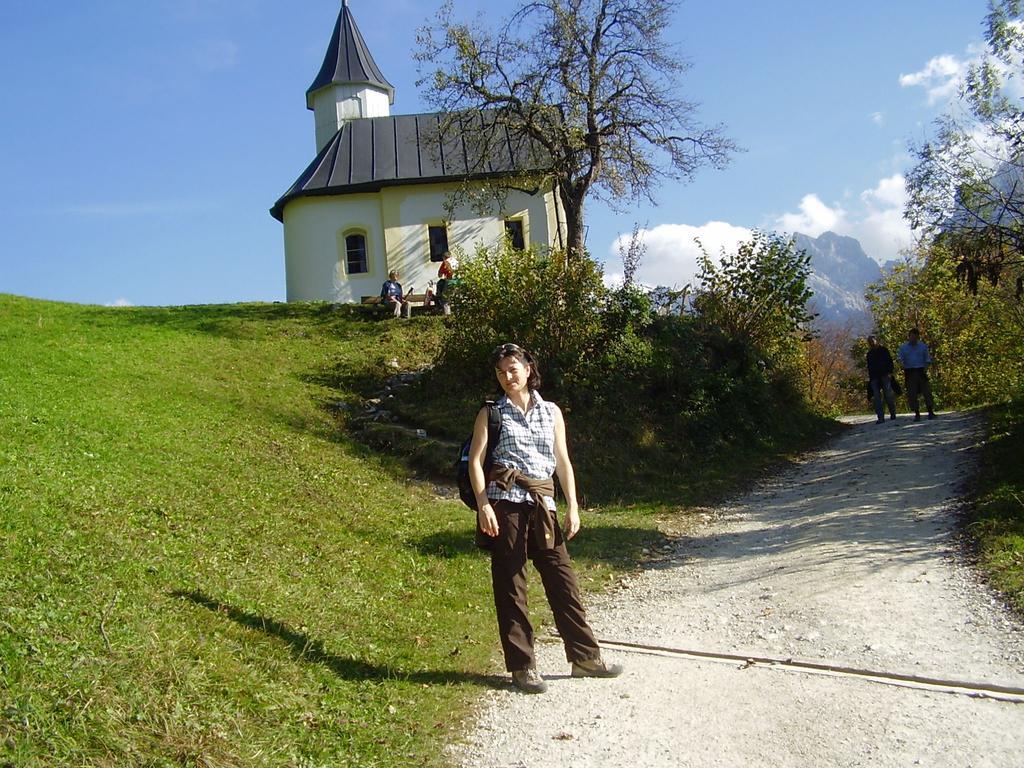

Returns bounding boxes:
[416,0,736,257]
[617,221,647,286]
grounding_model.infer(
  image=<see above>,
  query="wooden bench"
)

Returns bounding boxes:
[361,293,432,315]
[361,292,428,306]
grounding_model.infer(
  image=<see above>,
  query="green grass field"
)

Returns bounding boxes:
[0,294,831,767]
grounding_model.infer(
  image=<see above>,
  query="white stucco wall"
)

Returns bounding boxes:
[378,183,558,296]
[281,182,566,304]
[282,195,387,303]
[311,85,392,153]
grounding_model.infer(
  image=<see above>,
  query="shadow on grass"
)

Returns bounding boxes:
[564,523,660,568]
[171,589,503,690]
[299,368,384,402]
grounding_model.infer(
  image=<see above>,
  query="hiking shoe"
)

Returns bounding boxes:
[511,668,547,694]
[571,657,624,678]
[875,418,884,424]
[914,414,921,422]
[928,413,937,420]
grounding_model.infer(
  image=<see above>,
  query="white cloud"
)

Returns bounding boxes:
[774,194,846,237]
[897,41,1012,106]
[861,173,906,209]
[870,111,885,126]
[602,269,625,289]
[899,54,966,104]
[853,175,914,265]
[608,221,752,289]
[962,123,1018,171]
[610,175,916,283]
[106,298,134,307]
[856,207,913,264]
[773,174,914,263]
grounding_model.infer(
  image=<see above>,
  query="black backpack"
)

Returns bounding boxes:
[456,401,502,510]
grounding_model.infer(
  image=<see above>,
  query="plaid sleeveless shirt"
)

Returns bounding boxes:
[486,391,557,511]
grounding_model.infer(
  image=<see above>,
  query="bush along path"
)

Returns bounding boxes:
[451,411,1024,768]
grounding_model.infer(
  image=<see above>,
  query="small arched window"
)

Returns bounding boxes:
[344,232,368,274]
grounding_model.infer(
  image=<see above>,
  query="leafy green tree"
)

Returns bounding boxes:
[416,0,736,257]
[441,242,609,396]
[905,0,1024,298]
[867,243,1024,405]
[690,230,814,366]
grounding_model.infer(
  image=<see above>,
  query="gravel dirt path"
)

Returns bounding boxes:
[451,411,1024,768]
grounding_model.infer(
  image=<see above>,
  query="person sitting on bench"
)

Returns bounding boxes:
[380,271,413,319]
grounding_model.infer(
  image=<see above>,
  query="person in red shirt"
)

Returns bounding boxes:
[435,252,458,315]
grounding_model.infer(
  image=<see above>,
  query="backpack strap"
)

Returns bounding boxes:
[483,400,501,465]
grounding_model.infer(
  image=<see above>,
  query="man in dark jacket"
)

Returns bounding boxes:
[866,335,898,423]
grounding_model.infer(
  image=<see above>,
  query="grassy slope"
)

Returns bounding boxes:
[0,297,481,767]
[0,295,833,767]
[966,399,1024,614]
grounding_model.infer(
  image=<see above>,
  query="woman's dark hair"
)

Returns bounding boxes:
[492,343,541,390]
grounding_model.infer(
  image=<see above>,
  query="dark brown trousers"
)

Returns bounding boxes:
[488,499,601,671]
[904,368,935,416]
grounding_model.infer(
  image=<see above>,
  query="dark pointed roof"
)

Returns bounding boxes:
[271,111,549,221]
[306,1,395,109]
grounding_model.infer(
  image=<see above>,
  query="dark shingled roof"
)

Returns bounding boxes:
[306,1,394,109]
[270,111,548,221]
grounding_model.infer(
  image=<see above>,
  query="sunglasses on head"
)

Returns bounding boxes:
[493,343,523,356]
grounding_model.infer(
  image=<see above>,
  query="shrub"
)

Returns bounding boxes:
[441,242,610,399]
[692,230,814,367]
[405,240,822,502]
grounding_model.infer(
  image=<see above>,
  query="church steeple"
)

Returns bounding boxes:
[307,0,395,152]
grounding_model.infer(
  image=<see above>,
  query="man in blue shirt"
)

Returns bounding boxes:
[380,270,412,319]
[897,328,936,421]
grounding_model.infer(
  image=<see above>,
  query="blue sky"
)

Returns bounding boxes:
[0,0,988,306]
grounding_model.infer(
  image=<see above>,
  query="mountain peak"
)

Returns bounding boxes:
[793,231,882,329]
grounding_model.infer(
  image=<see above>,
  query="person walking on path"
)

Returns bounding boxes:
[468,343,623,694]
[866,335,898,424]
[897,328,936,421]
[380,271,412,319]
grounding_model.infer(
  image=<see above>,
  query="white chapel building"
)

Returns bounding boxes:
[271,1,567,303]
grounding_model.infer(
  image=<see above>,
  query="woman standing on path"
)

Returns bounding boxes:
[468,343,623,694]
